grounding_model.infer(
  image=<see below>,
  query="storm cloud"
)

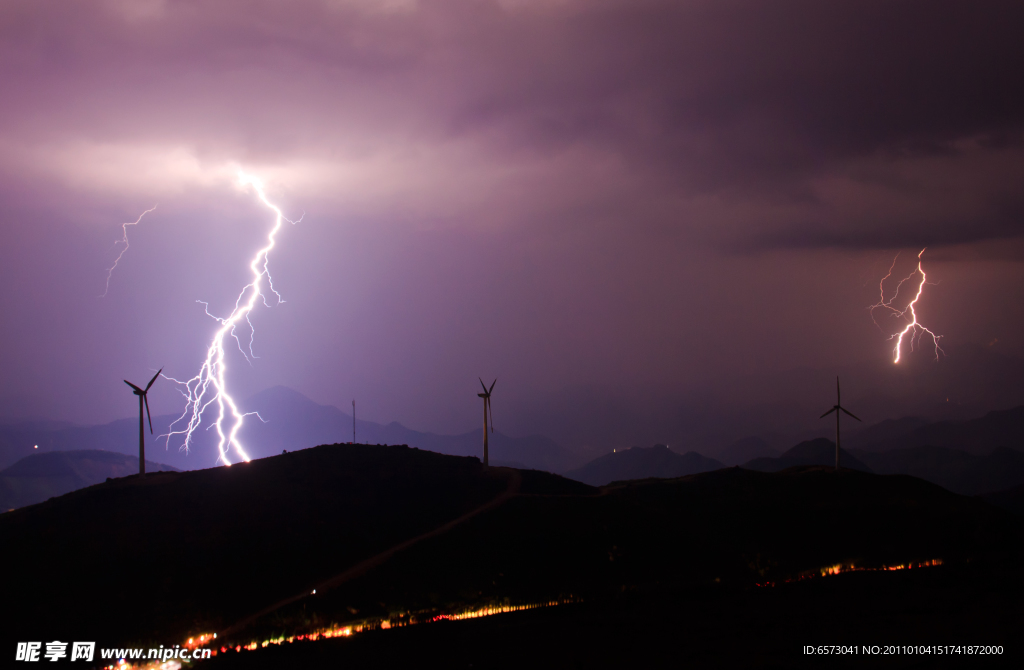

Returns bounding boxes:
[1,0,1023,453]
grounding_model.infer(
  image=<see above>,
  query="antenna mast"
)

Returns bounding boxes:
[352,399,356,444]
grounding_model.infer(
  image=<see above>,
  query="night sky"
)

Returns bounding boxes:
[2,1,1023,456]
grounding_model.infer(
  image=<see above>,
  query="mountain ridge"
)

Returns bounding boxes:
[0,386,576,473]
[743,438,873,473]
[563,444,724,486]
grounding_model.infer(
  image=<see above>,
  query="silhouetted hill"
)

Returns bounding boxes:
[563,444,724,486]
[0,443,587,644]
[853,446,1024,496]
[230,466,1021,670]
[716,436,778,466]
[0,386,575,473]
[743,438,872,472]
[3,442,1018,658]
[0,450,177,511]
[852,406,1024,455]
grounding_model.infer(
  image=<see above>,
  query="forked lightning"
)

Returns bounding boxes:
[870,248,944,364]
[101,205,157,297]
[163,172,299,464]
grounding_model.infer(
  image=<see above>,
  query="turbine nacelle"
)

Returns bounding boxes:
[124,368,162,435]
[478,378,496,398]
[819,405,861,422]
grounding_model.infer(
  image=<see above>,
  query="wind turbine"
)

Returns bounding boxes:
[478,378,496,466]
[124,369,161,476]
[819,377,861,471]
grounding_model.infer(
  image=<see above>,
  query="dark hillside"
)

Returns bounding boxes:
[1,445,1019,663]
[985,483,1024,516]
[0,444,579,644]
[204,562,1024,670]
[229,466,1021,650]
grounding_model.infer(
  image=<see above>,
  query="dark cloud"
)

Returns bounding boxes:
[3,0,1018,248]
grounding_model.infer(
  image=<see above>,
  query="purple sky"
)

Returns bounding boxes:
[2,0,1023,454]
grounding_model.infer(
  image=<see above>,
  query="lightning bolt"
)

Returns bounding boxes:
[870,248,944,364]
[100,205,157,297]
[162,171,299,465]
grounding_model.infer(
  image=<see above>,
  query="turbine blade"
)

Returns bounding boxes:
[479,378,488,394]
[124,380,143,393]
[145,367,163,392]
[837,377,840,404]
[820,407,837,419]
[840,406,862,422]
[144,395,154,434]
[488,397,494,433]
[489,379,496,394]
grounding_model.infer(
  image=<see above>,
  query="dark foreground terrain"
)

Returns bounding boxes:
[204,562,1022,669]
[2,443,1021,668]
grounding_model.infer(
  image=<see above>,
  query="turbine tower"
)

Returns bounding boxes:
[478,378,496,466]
[819,377,861,471]
[124,369,161,476]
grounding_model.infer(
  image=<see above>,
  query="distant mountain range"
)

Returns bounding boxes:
[0,386,577,474]
[845,406,1024,455]
[737,437,1024,498]
[716,436,779,466]
[852,446,1024,497]
[0,450,177,511]
[563,445,724,486]
[4,385,1024,506]
[514,342,1024,457]
[743,439,873,473]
